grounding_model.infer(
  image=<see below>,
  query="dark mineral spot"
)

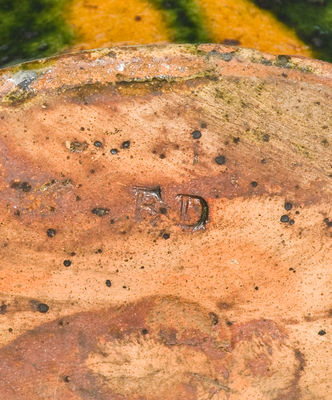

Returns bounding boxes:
[162,233,170,240]
[160,207,167,215]
[142,328,148,335]
[321,138,329,148]
[121,140,131,149]
[255,286,259,290]
[46,228,56,237]
[110,148,118,155]
[160,153,166,159]
[200,122,207,128]
[10,180,32,192]
[209,312,219,325]
[63,259,72,267]
[64,376,70,383]
[275,54,291,67]
[94,140,103,148]
[324,218,332,228]
[192,130,202,139]
[263,134,270,142]
[233,137,240,144]
[318,329,326,336]
[0,303,7,314]
[226,321,233,326]
[284,202,293,211]
[37,303,49,313]
[135,15,142,21]
[105,279,112,287]
[280,215,289,223]
[92,208,110,217]
[250,181,258,187]
[215,155,226,165]
[289,219,295,225]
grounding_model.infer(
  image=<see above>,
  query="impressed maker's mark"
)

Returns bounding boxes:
[134,186,209,231]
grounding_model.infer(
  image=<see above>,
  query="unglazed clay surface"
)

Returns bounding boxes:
[0,44,331,399]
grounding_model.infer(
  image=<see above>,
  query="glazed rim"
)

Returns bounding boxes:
[0,43,332,105]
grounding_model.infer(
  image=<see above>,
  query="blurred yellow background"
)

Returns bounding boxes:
[67,0,311,57]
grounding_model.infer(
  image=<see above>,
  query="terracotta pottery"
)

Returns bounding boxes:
[0,44,331,400]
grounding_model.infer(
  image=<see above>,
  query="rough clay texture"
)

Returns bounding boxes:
[0,44,331,400]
